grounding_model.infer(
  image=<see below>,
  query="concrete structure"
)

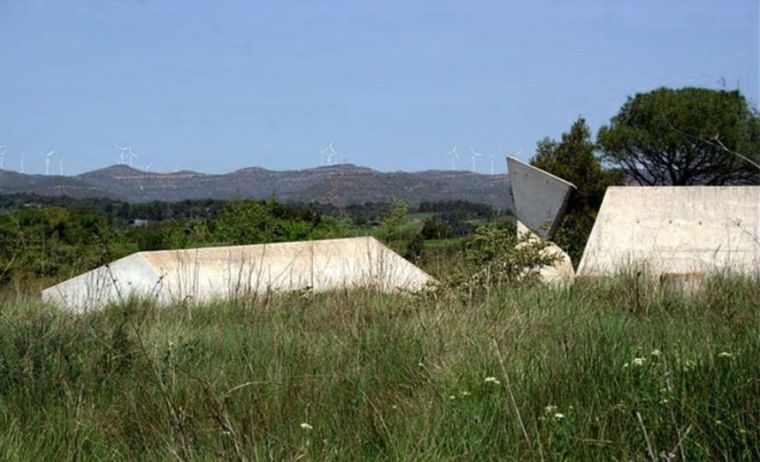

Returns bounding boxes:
[507,156,576,239]
[516,220,575,285]
[577,186,760,278]
[507,157,577,284]
[42,237,436,313]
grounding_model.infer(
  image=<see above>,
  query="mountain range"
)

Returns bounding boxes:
[0,164,512,209]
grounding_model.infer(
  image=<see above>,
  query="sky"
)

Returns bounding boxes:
[0,0,758,175]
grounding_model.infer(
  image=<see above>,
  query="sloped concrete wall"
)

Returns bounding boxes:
[507,156,576,239]
[41,253,161,312]
[577,186,760,277]
[42,237,436,313]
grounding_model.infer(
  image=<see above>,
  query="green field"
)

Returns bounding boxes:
[1,274,758,460]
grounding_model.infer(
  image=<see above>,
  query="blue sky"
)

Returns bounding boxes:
[1,0,757,175]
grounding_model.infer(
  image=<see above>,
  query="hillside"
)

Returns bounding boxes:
[0,164,512,209]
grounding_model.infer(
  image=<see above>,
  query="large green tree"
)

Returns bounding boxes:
[598,87,760,185]
[531,117,624,264]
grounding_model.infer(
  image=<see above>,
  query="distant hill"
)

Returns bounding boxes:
[0,164,513,209]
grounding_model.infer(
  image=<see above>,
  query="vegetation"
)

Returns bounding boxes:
[1,274,758,460]
[0,200,342,293]
[598,87,760,185]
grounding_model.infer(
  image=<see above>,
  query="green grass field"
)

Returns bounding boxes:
[1,274,758,460]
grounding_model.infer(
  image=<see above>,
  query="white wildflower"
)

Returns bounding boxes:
[651,349,662,357]
[544,405,558,414]
[484,376,501,385]
[449,395,456,401]
[717,352,733,359]
[300,422,313,431]
[460,391,471,397]
[632,357,645,367]
[553,413,565,421]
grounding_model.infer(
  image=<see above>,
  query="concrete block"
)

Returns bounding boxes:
[42,237,437,313]
[577,186,760,278]
[507,157,576,239]
[516,220,575,285]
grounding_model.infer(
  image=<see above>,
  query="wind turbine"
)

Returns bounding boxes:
[0,146,6,170]
[321,141,338,166]
[470,147,483,172]
[489,154,496,175]
[127,147,138,167]
[42,150,55,175]
[116,144,130,164]
[447,145,460,170]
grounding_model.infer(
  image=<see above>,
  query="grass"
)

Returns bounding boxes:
[0,274,758,460]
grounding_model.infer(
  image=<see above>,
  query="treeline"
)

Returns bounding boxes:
[0,195,500,291]
[0,200,340,289]
[0,194,497,229]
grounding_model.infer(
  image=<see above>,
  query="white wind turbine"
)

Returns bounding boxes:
[470,147,483,172]
[42,150,55,175]
[116,144,130,164]
[321,141,338,166]
[489,154,496,175]
[447,144,460,170]
[0,146,6,170]
[127,147,138,167]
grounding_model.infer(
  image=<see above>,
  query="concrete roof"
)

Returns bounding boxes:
[42,236,436,313]
[577,186,760,277]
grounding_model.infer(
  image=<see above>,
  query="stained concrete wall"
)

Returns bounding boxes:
[507,157,576,239]
[42,237,436,313]
[577,186,760,277]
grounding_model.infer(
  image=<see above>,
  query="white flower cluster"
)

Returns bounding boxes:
[484,376,500,385]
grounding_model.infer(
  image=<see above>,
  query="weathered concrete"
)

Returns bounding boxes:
[577,186,760,278]
[516,220,575,285]
[507,156,576,239]
[42,237,436,313]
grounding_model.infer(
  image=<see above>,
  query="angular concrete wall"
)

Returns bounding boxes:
[42,237,436,313]
[577,186,760,277]
[507,157,576,239]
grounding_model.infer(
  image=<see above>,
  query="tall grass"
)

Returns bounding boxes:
[1,274,758,460]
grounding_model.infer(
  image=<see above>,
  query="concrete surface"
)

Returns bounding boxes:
[507,157,577,239]
[577,186,760,278]
[42,237,437,313]
[516,220,575,285]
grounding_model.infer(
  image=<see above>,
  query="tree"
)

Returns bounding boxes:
[531,117,624,264]
[379,198,408,241]
[598,87,760,185]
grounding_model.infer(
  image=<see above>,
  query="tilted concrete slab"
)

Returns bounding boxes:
[507,157,576,239]
[577,186,760,277]
[42,237,436,313]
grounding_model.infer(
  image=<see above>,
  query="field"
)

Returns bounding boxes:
[1,274,758,460]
